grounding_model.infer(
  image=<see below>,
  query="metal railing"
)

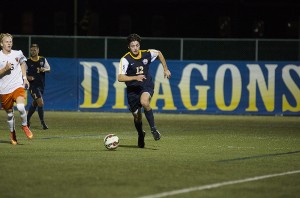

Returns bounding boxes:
[14,35,300,61]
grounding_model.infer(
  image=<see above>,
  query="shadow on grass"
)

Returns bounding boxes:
[0,140,24,145]
[119,145,158,150]
[0,140,11,144]
[217,150,300,162]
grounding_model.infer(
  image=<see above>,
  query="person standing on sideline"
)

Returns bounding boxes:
[0,33,33,145]
[118,33,171,148]
[26,44,51,130]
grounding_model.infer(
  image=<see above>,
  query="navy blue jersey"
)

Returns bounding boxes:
[120,50,158,88]
[119,49,159,112]
[26,56,48,88]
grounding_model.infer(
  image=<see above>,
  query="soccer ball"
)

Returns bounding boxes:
[104,134,119,150]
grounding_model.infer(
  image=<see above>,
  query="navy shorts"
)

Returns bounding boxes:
[127,85,154,113]
[29,86,44,100]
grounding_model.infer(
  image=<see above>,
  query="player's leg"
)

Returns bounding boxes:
[6,110,15,133]
[128,90,145,148]
[141,92,161,141]
[1,94,18,145]
[27,88,38,127]
[36,96,48,130]
[7,109,17,145]
[27,100,37,127]
[132,108,145,148]
[28,87,48,129]
[14,88,33,139]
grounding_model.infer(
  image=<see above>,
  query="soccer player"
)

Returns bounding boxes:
[118,33,171,148]
[26,44,51,130]
[0,33,33,145]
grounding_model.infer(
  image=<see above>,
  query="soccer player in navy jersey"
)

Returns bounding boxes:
[118,33,171,148]
[26,44,51,130]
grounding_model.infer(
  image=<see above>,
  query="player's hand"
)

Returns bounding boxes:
[164,69,171,79]
[39,67,45,72]
[136,75,146,82]
[27,76,35,81]
[5,61,13,71]
[23,79,30,89]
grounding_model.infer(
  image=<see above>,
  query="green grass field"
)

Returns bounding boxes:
[0,111,299,198]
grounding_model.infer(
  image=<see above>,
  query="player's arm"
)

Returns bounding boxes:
[157,51,171,79]
[21,61,30,88]
[150,50,171,79]
[118,74,146,82]
[40,58,51,72]
[117,57,145,82]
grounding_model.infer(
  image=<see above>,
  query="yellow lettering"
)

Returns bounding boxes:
[178,63,210,110]
[79,61,108,108]
[150,64,177,110]
[112,62,127,109]
[246,64,277,112]
[215,64,241,111]
[282,64,300,112]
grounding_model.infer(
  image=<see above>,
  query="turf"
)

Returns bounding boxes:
[0,111,299,198]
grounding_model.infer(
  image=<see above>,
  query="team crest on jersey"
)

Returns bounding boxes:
[40,61,44,66]
[142,59,148,65]
[15,57,19,62]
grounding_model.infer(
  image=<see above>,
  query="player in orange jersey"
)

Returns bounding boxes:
[0,33,33,145]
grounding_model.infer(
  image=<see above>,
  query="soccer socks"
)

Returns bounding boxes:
[134,120,143,134]
[16,103,28,126]
[27,104,36,122]
[134,120,145,148]
[37,106,45,122]
[144,109,155,130]
[7,111,15,132]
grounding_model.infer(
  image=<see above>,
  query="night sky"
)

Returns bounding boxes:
[1,0,299,38]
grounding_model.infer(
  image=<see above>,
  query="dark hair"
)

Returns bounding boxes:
[127,33,141,46]
[30,43,39,48]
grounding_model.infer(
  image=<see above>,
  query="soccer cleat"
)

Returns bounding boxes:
[22,125,33,139]
[151,128,161,141]
[41,121,48,130]
[9,131,18,145]
[138,130,146,148]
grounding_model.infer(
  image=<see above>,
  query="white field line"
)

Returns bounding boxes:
[138,170,300,198]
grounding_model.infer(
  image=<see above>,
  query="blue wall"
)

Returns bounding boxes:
[28,58,299,115]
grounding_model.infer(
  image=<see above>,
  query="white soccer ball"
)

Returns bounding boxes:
[104,134,119,150]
